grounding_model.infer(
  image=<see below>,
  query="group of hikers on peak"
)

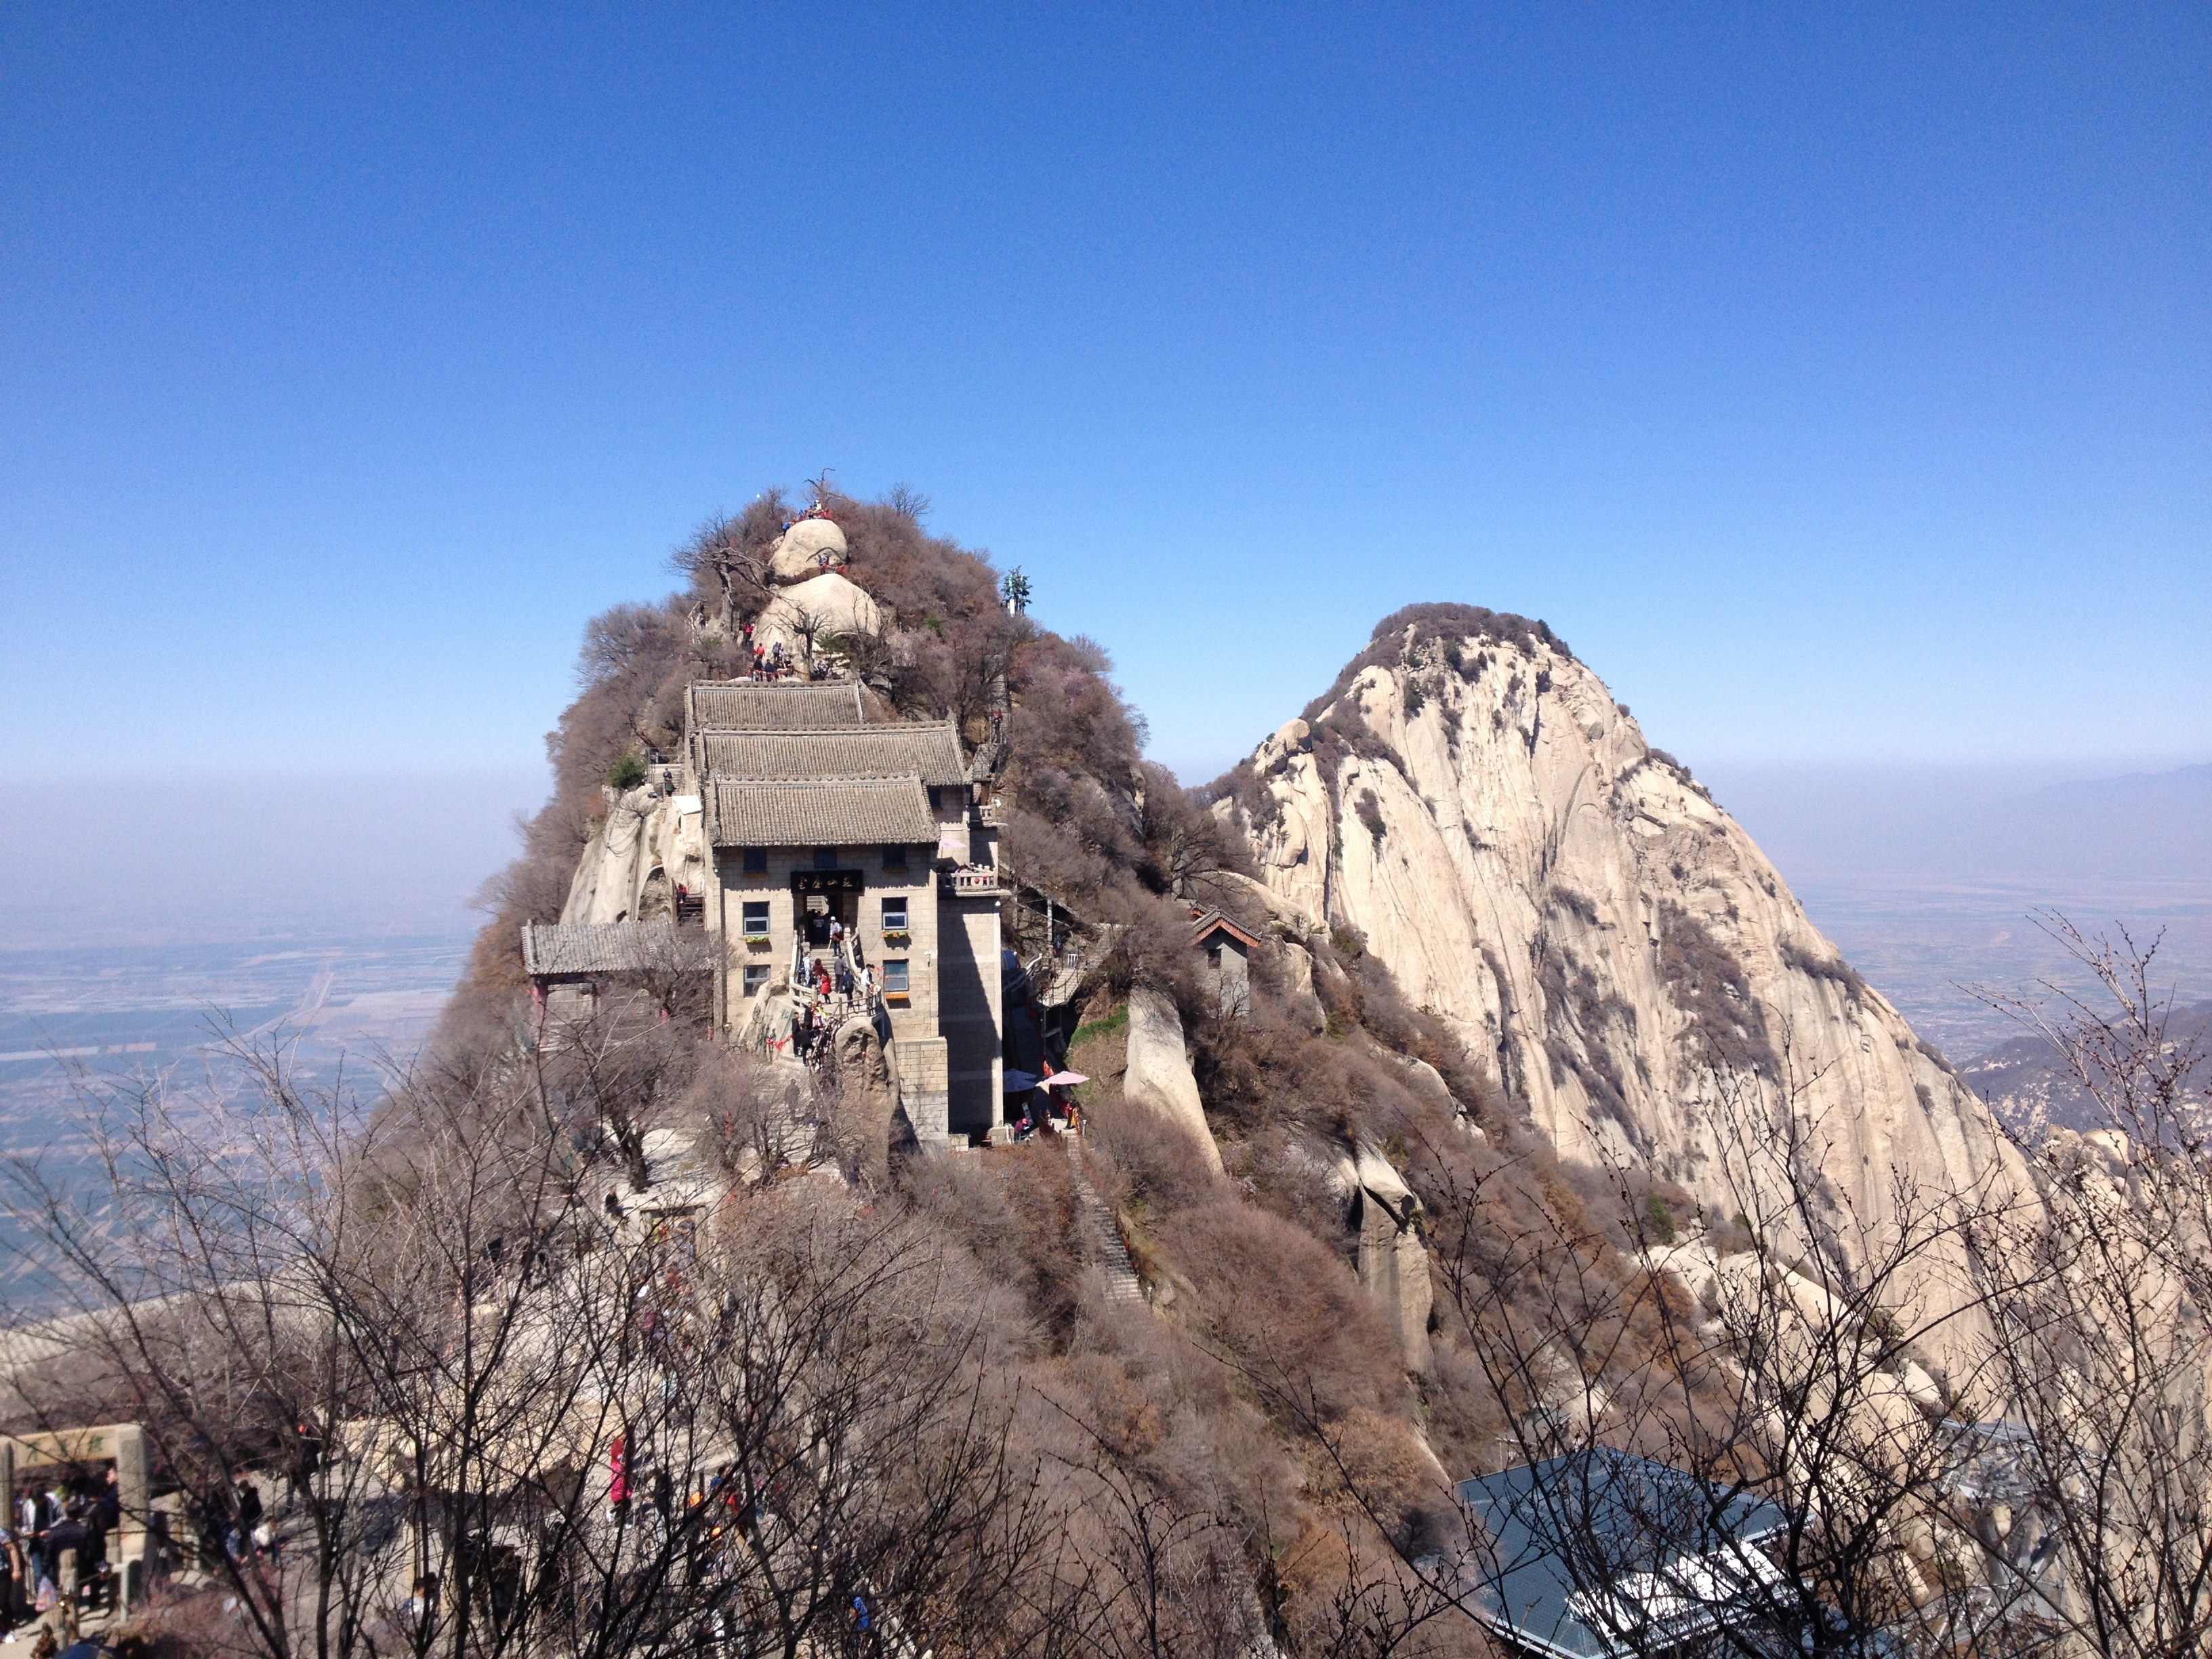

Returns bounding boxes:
[732,620,838,684]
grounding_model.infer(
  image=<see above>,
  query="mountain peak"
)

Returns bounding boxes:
[1214,607,2026,1351]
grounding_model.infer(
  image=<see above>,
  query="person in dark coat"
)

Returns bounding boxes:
[234,1479,265,1558]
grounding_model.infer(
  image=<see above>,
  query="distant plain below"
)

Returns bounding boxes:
[1705,760,2211,1059]
[0,759,2203,1147]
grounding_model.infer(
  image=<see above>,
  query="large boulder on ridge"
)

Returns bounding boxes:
[754,571,880,660]
[770,518,850,583]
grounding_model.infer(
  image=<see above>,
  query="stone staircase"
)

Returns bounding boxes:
[1066,1135,1146,1306]
[795,939,875,1035]
[801,989,865,1030]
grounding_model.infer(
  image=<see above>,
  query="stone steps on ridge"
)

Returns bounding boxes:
[1066,1136,1146,1306]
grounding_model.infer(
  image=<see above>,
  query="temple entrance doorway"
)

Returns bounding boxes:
[792,869,865,953]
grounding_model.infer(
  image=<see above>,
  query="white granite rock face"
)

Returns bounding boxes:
[769,517,849,583]
[1351,1141,1433,1371]
[1123,987,1225,1179]
[562,785,707,925]
[1216,623,2026,1326]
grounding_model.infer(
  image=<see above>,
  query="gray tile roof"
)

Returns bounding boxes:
[700,722,966,787]
[521,921,693,978]
[690,681,865,730]
[1458,1450,1790,1659]
[707,777,939,848]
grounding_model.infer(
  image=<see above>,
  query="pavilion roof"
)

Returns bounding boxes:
[521,920,689,979]
[701,722,966,787]
[706,776,939,848]
[1189,908,1263,951]
[689,680,865,731]
[1456,1449,1790,1659]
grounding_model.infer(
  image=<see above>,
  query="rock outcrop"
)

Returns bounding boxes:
[562,785,706,925]
[1326,1140,1433,1372]
[754,571,880,663]
[1122,988,1225,1179]
[1214,607,2028,1320]
[834,1014,899,1183]
[769,516,849,583]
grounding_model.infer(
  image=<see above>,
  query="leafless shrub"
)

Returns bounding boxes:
[0,1030,1042,1659]
[1965,917,2212,1659]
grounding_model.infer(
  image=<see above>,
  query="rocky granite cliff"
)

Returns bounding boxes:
[1211,605,2026,1283]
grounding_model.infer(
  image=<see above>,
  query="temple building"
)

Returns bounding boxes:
[684,679,1007,1144]
[527,511,1025,1152]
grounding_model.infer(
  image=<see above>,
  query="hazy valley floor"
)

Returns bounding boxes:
[0,761,2202,1172]
[1789,872,2212,1059]
[0,931,470,1128]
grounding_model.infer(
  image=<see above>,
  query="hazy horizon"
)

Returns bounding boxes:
[4,753,2205,948]
[3,754,2203,1071]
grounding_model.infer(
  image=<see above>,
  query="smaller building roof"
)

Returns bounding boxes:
[690,680,865,731]
[522,920,694,979]
[701,722,966,787]
[1934,1420,2044,1504]
[1458,1449,1791,1659]
[1189,908,1262,951]
[707,776,939,848]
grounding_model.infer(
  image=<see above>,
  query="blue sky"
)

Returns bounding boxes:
[5,3,2207,786]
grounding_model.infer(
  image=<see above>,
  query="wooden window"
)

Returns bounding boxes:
[813,848,839,870]
[742,847,768,874]
[882,844,908,872]
[882,959,910,995]
[741,901,771,937]
[741,964,770,996]
[881,897,909,933]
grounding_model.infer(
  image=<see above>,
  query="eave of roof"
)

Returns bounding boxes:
[521,920,692,977]
[1454,1450,1791,1659]
[1189,909,1263,950]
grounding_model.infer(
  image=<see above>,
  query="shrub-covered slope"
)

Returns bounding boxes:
[440,499,1945,1651]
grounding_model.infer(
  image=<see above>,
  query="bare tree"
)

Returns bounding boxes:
[773,598,836,678]
[670,504,784,637]
[883,483,930,522]
[1967,918,2212,1659]
[0,1025,1038,1659]
[1246,1032,2047,1658]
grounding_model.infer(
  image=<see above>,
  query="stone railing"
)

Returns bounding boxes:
[970,800,1008,828]
[941,865,1004,899]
